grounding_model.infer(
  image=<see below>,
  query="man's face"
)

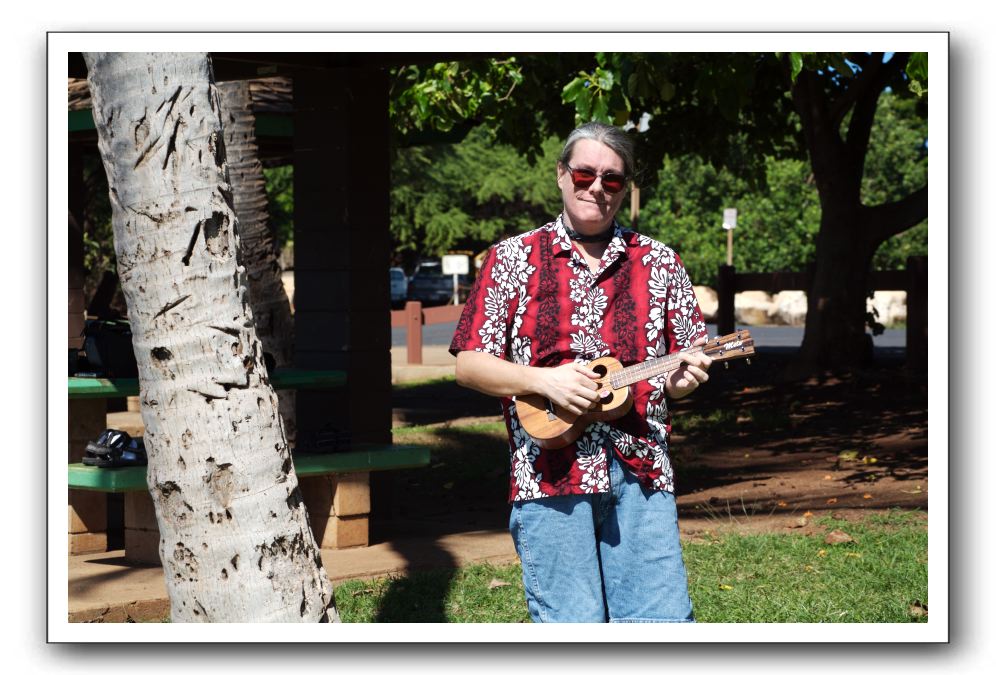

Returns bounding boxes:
[557,138,627,234]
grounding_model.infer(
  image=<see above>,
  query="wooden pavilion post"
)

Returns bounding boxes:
[292,66,392,547]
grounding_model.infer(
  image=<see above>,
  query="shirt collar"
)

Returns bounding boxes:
[550,213,632,259]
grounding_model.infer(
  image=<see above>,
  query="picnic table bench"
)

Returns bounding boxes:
[67,369,429,563]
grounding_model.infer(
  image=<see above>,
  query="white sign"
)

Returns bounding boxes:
[442,254,470,275]
[722,208,738,230]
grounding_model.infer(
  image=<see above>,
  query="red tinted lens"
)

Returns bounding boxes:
[570,168,596,188]
[600,173,626,193]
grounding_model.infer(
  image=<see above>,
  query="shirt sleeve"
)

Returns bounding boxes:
[665,252,708,353]
[449,245,511,358]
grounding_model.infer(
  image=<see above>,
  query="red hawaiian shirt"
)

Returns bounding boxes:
[450,214,707,503]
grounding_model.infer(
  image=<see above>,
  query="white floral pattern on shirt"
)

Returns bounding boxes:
[576,425,610,493]
[451,216,707,502]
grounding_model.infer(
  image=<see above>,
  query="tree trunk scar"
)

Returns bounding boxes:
[133,134,164,169]
[209,131,227,169]
[162,117,184,170]
[157,481,181,498]
[202,212,231,259]
[153,294,191,320]
[205,461,235,508]
[181,221,201,266]
[188,382,227,400]
[134,110,149,148]
[208,323,241,338]
[218,186,235,212]
[156,85,183,119]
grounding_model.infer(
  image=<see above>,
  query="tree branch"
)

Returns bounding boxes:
[844,54,909,158]
[863,184,928,244]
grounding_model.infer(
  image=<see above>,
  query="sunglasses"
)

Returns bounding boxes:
[565,164,628,194]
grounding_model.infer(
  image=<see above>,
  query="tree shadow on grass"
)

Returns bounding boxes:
[368,424,513,622]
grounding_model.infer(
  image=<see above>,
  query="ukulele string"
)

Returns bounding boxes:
[609,344,713,389]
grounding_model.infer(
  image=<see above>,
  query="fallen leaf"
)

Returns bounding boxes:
[804,564,815,572]
[862,456,878,464]
[777,500,788,507]
[823,474,834,480]
[845,552,862,558]
[788,516,808,529]
[863,493,873,499]
[826,497,838,504]
[825,529,854,545]
[816,549,828,557]
[901,485,924,494]
[803,511,814,517]
[442,482,454,490]
[838,450,859,461]
[909,601,928,618]
[351,588,375,597]
[718,584,733,591]
[488,579,511,589]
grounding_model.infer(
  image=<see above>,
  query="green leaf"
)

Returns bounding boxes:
[789,52,804,82]
[562,76,587,103]
[907,52,928,82]
[591,94,610,122]
[907,52,928,97]
[597,68,614,91]
[660,80,676,102]
[576,89,593,121]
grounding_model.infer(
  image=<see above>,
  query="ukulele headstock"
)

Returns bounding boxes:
[703,329,755,366]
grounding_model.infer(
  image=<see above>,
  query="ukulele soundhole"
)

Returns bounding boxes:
[591,363,612,405]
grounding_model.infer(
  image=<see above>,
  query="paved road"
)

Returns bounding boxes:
[393,321,907,352]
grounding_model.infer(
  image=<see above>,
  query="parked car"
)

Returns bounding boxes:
[389,267,408,308]
[407,260,471,306]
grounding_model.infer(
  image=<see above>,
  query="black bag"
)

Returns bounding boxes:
[81,319,138,378]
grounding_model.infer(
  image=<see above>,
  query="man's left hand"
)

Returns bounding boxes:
[665,336,713,400]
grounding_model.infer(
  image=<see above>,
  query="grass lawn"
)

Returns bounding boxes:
[334,509,927,623]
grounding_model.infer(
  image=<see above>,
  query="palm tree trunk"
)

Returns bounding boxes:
[217,80,297,445]
[84,52,337,622]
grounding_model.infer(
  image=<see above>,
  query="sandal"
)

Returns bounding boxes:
[83,429,148,467]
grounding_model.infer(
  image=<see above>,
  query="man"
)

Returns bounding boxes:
[451,122,712,622]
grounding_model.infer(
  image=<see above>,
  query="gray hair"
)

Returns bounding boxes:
[558,121,636,181]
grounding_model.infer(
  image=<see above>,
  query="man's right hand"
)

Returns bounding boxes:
[533,362,605,416]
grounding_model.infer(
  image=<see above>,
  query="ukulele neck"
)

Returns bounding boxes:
[607,330,755,389]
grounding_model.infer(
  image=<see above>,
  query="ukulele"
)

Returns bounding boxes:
[515,330,755,449]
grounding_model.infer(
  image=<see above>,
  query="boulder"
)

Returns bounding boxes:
[769,291,808,326]
[694,286,718,322]
[281,270,295,313]
[734,291,775,325]
[867,290,907,327]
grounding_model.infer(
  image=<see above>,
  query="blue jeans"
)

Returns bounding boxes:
[509,451,694,623]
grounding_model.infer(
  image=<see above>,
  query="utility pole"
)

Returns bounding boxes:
[723,208,737,265]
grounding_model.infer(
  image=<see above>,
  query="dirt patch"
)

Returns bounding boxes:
[387,351,928,537]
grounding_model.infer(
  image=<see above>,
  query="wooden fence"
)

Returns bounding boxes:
[717,255,927,366]
[391,301,464,365]
[393,255,927,367]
